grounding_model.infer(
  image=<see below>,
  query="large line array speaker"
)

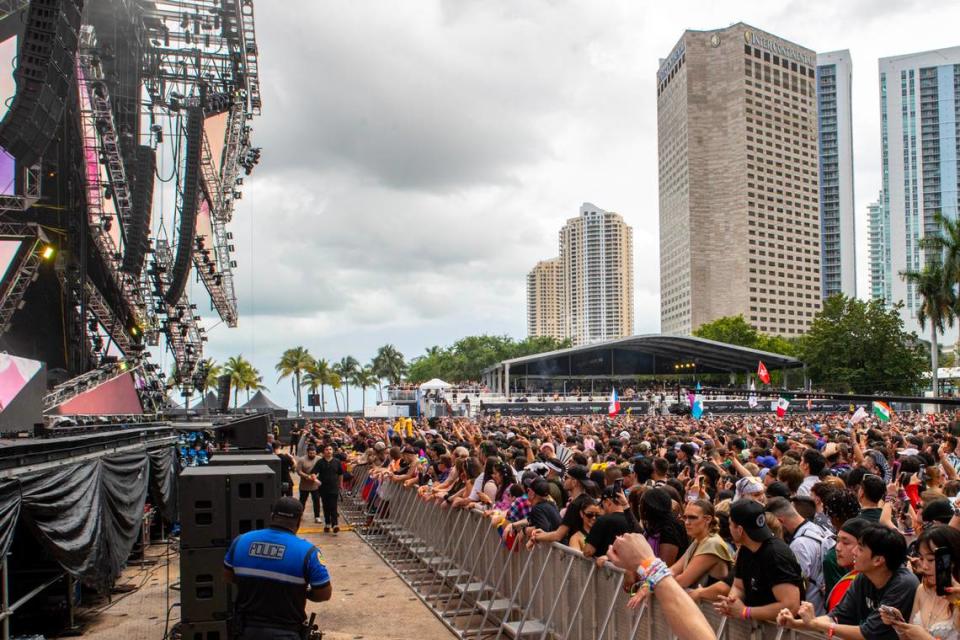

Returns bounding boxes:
[121,145,156,276]
[179,464,277,627]
[0,0,84,166]
[166,105,204,304]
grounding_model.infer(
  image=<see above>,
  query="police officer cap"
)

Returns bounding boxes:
[271,496,304,520]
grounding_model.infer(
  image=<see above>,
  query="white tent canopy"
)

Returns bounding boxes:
[419,378,452,390]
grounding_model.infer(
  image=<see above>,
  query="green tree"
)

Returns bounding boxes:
[332,356,360,412]
[276,347,313,416]
[796,294,926,394]
[224,355,257,408]
[353,365,378,410]
[405,335,571,383]
[197,358,222,393]
[302,357,335,412]
[919,211,960,287]
[901,262,956,396]
[693,315,797,356]
[371,344,407,400]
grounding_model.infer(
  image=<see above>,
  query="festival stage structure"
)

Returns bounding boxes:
[0,0,262,428]
[0,1,265,635]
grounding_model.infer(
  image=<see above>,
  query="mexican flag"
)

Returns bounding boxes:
[873,401,892,422]
[775,394,792,418]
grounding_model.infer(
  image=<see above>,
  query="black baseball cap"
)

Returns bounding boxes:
[271,497,304,521]
[730,499,774,543]
[922,499,955,525]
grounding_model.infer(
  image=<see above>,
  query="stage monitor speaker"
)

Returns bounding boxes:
[179,464,277,548]
[0,0,83,166]
[121,145,155,276]
[216,413,271,451]
[180,546,232,623]
[208,453,280,491]
[216,374,231,412]
[165,105,203,304]
[179,620,229,640]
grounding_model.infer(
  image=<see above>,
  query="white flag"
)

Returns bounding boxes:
[747,379,758,408]
[850,406,868,425]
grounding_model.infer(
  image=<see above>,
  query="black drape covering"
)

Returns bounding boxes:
[0,444,174,590]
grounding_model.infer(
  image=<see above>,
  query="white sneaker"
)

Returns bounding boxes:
[314,517,322,524]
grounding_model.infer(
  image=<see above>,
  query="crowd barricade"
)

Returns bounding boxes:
[339,467,829,640]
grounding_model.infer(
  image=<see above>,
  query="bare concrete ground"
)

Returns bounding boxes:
[75,519,455,640]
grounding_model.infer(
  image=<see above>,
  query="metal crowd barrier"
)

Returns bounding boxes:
[339,465,830,640]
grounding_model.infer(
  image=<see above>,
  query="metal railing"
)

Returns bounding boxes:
[340,466,831,640]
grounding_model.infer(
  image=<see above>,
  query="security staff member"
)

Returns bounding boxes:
[224,497,332,639]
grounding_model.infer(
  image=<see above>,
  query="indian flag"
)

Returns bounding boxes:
[873,401,892,422]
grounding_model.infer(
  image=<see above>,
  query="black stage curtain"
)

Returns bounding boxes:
[0,444,173,590]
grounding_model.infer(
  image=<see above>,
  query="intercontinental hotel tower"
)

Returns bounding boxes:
[658,23,822,337]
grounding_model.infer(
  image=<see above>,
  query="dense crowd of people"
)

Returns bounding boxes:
[283,410,960,639]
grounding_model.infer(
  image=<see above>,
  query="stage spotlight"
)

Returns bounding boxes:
[40,245,56,260]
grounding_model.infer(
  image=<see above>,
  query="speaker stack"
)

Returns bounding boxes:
[179,464,278,640]
[208,453,282,494]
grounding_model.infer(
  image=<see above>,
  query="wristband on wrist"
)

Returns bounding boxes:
[827,622,836,638]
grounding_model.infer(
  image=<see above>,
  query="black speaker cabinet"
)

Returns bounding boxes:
[179,620,229,640]
[179,465,277,548]
[208,453,281,489]
[180,546,232,623]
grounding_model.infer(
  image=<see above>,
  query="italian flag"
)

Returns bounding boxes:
[873,401,892,422]
[775,394,792,418]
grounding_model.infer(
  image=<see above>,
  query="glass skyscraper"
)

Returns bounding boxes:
[816,51,856,299]
[875,47,960,339]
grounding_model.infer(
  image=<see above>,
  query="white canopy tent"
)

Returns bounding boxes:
[419,378,452,391]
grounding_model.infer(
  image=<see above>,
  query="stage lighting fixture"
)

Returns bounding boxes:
[119,361,128,371]
[40,245,56,261]
[130,325,140,337]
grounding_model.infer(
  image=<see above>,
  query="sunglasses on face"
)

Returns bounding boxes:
[682,514,704,522]
[583,511,602,519]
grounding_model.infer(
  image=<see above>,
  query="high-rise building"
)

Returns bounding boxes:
[658,23,822,337]
[867,192,892,302]
[526,258,563,341]
[875,47,960,338]
[527,203,634,346]
[816,50,857,299]
[559,204,634,345]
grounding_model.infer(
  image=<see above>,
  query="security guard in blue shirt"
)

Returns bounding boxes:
[224,497,332,639]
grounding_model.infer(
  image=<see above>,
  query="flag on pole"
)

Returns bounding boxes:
[608,388,621,417]
[873,401,893,422]
[775,394,793,418]
[757,361,771,385]
[691,382,704,420]
[850,406,868,424]
[747,379,758,408]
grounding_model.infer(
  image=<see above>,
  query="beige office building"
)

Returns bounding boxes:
[658,23,822,337]
[526,258,563,340]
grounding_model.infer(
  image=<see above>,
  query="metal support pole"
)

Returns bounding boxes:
[1,555,8,640]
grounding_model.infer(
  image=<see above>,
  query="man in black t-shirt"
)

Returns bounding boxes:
[313,445,344,533]
[583,485,636,558]
[714,499,802,622]
[778,524,918,640]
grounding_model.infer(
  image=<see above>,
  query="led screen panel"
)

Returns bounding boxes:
[0,36,17,195]
[51,371,144,416]
[204,112,227,178]
[0,239,21,283]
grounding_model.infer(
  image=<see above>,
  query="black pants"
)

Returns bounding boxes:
[237,626,301,640]
[299,489,320,518]
[320,492,339,527]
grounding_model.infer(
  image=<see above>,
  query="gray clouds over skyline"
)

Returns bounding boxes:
[171,0,960,409]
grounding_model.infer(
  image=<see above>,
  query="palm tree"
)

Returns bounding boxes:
[195,358,222,394]
[919,211,960,286]
[224,355,256,408]
[901,262,956,398]
[332,356,360,412]
[276,347,313,416]
[353,365,378,410]
[371,344,407,400]
[328,371,342,411]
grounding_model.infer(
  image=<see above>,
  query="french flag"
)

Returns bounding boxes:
[608,388,621,417]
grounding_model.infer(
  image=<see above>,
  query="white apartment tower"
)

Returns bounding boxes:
[527,203,634,346]
[875,46,960,339]
[816,50,857,299]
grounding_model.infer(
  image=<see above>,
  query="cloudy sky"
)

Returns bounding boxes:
[172,0,960,410]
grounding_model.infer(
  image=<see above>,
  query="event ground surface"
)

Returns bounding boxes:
[78,517,455,640]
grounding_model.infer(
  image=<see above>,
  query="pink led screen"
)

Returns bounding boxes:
[0,36,17,196]
[51,371,144,416]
